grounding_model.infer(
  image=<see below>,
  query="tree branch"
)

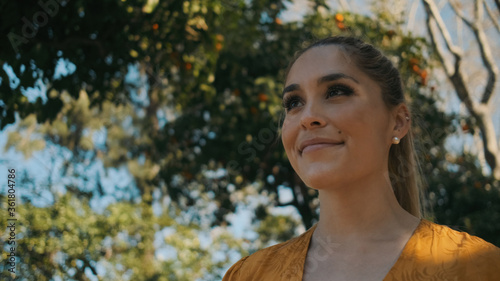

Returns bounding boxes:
[276,200,296,207]
[422,8,452,75]
[474,0,483,24]
[450,0,498,104]
[474,26,498,104]
[422,0,500,179]
[449,0,474,28]
[423,1,463,58]
[484,0,500,33]
[422,0,475,111]
[425,0,463,57]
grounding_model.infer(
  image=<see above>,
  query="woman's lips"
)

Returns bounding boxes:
[301,142,343,154]
[299,138,345,154]
[301,143,344,153]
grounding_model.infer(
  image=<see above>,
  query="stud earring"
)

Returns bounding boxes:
[392,137,400,144]
[405,116,410,121]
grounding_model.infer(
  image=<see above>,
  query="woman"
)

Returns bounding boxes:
[222,36,500,281]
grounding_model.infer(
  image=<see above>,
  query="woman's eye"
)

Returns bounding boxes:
[326,85,354,98]
[282,96,302,111]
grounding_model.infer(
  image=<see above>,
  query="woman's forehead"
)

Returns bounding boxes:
[286,45,363,85]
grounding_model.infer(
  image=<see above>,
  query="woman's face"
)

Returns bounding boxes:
[281,45,402,189]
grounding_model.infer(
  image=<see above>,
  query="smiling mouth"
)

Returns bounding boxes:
[300,142,344,154]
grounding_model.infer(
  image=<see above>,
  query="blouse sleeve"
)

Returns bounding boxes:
[222,256,249,281]
[466,238,500,280]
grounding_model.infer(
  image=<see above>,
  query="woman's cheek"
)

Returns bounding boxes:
[281,120,296,155]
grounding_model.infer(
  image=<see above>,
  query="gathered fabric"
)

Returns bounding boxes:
[222,220,500,281]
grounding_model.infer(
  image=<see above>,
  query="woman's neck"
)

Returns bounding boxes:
[314,173,420,244]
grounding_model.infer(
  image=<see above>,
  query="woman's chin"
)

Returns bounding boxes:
[299,167,356,190]
[302,174,340,190]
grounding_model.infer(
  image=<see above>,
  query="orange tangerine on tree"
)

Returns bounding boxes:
[420,70,428,85]
[420,69,428,79]
[185,62,192,70]
[412,64,420,73]
[335,13,344,22]
[152,23,159,30]
[409,58,419,65]
[216,42,223,51]
[336,22,346,30]
[258,93,268,102]
[275,18,282,25]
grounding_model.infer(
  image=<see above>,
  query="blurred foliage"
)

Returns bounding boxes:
[1,0,499,279]
[0,192,246,280]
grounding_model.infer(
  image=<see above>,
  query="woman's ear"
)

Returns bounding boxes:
[393,103,411,139]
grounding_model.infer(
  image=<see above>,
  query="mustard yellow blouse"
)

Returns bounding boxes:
[222,220,500,281]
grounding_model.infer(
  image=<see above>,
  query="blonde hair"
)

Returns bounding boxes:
[284,36,424,217]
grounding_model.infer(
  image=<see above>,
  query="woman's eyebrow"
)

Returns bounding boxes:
[283,73,360,96]
[318,73,360,85]
[282,84,300,97]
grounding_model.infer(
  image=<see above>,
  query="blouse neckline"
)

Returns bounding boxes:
[299,218,426,280]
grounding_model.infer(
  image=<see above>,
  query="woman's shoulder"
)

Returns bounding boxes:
[395,219,500,279]
[246,223,316,260]
[419,219,499,253]
[222,224,316,281]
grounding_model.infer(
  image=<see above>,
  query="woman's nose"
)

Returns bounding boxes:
[300,102,327,129]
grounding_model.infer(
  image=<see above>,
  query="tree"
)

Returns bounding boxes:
[422,0,500,179]
[0,191,247,280]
